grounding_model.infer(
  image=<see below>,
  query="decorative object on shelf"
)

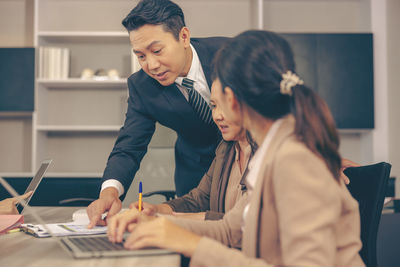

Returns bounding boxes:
[93,68,108,81]
[107,69,120,80]
[80,68,94,80]
[38,47,70,79]
[80,68,120,81]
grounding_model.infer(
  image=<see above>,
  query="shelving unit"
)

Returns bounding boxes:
[0,0,379,203]
[30,0,135,176]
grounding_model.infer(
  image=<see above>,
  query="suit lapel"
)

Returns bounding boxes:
[242,115,296,257]
[215,143,235,212]
[161,39,214,122]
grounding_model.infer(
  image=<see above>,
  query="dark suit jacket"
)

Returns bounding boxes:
[102,37,229,197]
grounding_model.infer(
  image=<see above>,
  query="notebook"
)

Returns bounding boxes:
[0,176,175,259]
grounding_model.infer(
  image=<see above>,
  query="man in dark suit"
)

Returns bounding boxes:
[87,0,228,227]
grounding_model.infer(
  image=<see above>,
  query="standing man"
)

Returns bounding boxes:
[87,0,228,227]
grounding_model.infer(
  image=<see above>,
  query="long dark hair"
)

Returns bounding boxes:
[213,30,341,180]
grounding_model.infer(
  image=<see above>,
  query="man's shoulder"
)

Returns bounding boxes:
[127,69,160,90]
[191,36,231,52]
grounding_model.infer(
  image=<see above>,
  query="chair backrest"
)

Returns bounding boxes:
[344,162,391,267]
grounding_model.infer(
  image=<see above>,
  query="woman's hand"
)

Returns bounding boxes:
[172,211,206,220]
[124,216,201,257]
[0,191,33,215]
[129,201,174,216]
[107,208,155,243]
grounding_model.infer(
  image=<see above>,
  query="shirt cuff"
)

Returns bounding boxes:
[101,179,124,197]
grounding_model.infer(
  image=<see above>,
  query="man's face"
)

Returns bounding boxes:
[130,24,191,86]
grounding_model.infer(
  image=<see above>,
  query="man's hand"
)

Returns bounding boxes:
[86,187,122,228]
[129,201,173,216]
[0,191,33,215]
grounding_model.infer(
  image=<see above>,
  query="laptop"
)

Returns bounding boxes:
[0,176,175,259]
[17,159,52,213]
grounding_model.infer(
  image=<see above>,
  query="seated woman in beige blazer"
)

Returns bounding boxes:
[130,101,255,220]
[107,30,365,267]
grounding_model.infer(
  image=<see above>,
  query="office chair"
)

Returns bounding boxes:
[58,191,177,206]
[142,190,176,201]
[344,162,391,267]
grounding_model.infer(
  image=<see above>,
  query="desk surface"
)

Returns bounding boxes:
[0,207,180,267]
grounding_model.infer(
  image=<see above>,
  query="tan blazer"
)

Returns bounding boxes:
[173,115,365,267]
[166,141,249,220]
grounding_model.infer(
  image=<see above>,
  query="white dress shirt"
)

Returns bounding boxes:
[241,119,283,231]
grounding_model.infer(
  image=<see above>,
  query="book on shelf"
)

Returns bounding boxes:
[38,46,70,80]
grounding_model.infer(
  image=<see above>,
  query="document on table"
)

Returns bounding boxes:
[21,208,127,238]
[21,222,107,237]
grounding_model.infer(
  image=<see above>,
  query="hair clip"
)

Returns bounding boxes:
[280,70,304,96]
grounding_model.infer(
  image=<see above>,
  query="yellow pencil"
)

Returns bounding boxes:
[139,181,143,212]
[7,228,21,234]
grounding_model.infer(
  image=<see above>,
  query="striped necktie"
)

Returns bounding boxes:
[181,78,213,125]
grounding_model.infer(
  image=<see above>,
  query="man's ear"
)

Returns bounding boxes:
[224,86,240,112]
[180,27,191,48]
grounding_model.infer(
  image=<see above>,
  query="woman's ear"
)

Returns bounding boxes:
[224,86,240,113]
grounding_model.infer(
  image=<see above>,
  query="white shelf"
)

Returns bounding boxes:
[0,172,36,178]
[0,112,32,118]
[37,31,129,42]
[37,78,128,88]
[43,172,103,178]
[36,125,121,132]
[0,172,103,178]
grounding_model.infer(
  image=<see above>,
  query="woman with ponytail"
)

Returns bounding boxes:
[107,30,365,267]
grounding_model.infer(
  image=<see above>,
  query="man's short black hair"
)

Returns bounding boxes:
[122,0,186,40]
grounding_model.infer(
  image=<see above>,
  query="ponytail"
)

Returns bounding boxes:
[290,84,341,180]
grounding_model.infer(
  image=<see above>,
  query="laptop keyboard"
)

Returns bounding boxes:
[68,236,125,252]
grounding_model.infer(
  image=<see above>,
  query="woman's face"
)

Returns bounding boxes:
[210,79,245,141]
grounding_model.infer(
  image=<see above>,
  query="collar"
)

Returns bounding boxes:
[175,44,201,86]
[248,118,284,172]
[234,142,252,163]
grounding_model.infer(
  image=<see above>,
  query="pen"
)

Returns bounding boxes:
[138,181,143,212]
[7,228,21,234]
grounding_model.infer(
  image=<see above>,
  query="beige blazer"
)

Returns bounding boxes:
[173,115,365,267]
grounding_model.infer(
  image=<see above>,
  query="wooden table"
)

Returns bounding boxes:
[0,207,180,267]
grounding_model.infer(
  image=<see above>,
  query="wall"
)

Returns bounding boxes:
[0,0,33,47]
[387,0,400,194]
[1,0,398,199]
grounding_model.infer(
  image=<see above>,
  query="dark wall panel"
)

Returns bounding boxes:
[0,48,35,111]
[0,177,101,206]
[280,33,374,129]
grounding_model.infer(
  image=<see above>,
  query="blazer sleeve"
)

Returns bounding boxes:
[204,211,224,220]
[164,156,215,213]
[166,194,248,250]
[102,77,156,194]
